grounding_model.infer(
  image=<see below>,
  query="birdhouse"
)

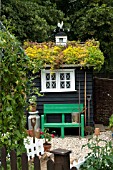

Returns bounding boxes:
[55,32,67,46]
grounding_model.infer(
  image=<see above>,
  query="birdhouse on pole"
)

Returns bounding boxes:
[55,21,67,46]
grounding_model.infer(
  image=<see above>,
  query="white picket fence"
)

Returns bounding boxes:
[24,137,44,161]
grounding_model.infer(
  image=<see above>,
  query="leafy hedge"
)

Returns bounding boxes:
[0,29,32,152]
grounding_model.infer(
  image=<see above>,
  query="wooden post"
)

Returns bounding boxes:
[50,148,71,170]
[34,156,41,170]
[21,153,28,170]
[47,159,55,170]
[1,146,7,170]
[10,150,17,170]
[84,71,87,125]
[78,80,81,139]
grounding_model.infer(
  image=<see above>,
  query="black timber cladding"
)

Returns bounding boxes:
[32,67,94,130]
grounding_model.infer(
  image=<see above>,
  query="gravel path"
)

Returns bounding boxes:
[40,131,112,170]
[51,131,112,160]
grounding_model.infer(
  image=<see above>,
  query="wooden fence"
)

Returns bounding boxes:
[0,147,77,170]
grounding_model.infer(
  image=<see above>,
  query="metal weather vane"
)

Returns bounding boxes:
[57,21,64,30]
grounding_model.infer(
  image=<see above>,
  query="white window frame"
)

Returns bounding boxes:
[41,69,76,92]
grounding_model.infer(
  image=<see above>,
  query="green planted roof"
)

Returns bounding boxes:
[24,39,104,70]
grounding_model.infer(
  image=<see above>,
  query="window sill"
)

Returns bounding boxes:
[40,90,77,93]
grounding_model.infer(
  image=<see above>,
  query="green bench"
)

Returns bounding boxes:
[41,104,84,138]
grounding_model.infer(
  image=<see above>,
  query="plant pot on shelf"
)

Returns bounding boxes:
[43,143,51,152]
[29,104,37,112]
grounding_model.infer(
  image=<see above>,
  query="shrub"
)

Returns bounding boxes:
[80,136,113,170]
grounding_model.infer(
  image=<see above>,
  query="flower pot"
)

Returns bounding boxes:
[94,128,100,136]
[35,131,40,139]
[43,143,51,152]
[26,130,30,136]
[30,105,37,112]
[29,129,34,137]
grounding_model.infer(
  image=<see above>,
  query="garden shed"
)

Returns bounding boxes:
[24,36,104,136]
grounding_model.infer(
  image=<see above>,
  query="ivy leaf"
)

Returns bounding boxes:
[6,95,12,100]
[6,106,12,112]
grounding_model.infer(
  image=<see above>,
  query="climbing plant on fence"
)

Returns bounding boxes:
[0,27,39,154]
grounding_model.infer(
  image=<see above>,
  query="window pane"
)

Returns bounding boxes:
[60,82,65,88]
[46,82,50,88]
[52,81,56,88]
[66,73,70,80]
[51,73,56,80]
[60,73,64,80]
[59,38,63,43]
[66,81,70,88]
[46,73,50,80]
[41,69,75,92]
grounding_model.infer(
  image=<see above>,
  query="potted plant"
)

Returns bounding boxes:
[40,128,55,152]
[109,114,113,132]
[29,95,37,112]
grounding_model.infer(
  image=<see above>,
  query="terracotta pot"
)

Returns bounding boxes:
[43,143,51,152]
[29,129,34,137]
[31,105,37,112]
[26,130,29,136]
[35,131,40,139]
[29,104,37,112]
[94,128,100,136]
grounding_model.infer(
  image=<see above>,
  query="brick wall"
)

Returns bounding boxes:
[93,78,113,125]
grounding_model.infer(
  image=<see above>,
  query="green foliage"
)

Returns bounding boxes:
[2,0,65,42]
[68,0,113,74]
[0,29,26,152]
[109,114,113,129]
[40,128,55,144]
[24,39,104,70]
[2,0,113,75]
[80,136,113,170]
[29,95,37,104]
[0,26,39,153]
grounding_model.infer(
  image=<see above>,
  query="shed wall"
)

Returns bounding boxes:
[29,67,94,134]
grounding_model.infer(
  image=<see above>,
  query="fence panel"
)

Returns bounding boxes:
[10,150,17,170]
[34,156,41,170]
[1,147,78,170]
[21,153,28,170]
[54,163,64,170]
[47,159,54,170]
[70,167,77,170]
[1,147,7,170]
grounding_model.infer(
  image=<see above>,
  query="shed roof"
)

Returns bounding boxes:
[55,31,67,36]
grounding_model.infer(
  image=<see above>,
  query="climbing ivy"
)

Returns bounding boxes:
[0,29,39,153]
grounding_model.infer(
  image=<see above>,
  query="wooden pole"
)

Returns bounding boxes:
[84,71,87,125]
[78,80,81,139]
[50,148,71,170]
